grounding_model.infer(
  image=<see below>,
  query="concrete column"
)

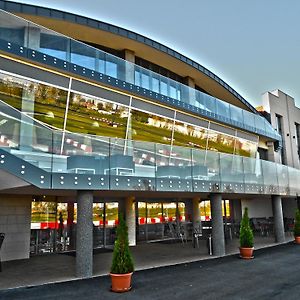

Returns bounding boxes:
[183,76,196,104]
[123,49,135,84]
[24,26,40,49]
[184,199,193,222]
[76,191,93,278]
[272,195,285,243]
[124,196,136,246]
[267,142,276,162]
[210,193,225,256]
[192,197,201,226]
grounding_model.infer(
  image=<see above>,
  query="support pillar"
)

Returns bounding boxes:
[76,191,93,278]
[183,76,196,104]
[192,197,201,226]
[123,49,135,84]
[210,193,225,256]
[125,196,136,246]
[184,199,193,222]
[272,195,285,243]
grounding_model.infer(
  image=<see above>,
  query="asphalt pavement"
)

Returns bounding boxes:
[0,242,299,300]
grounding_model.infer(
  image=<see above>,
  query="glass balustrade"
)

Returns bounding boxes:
[0,9,281,141]
[0,102,299,195]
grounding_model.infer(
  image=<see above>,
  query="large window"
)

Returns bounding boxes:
[0,72,67,129]
[67,92,128,138]
[0,71,258,158]
[130,109,174,144]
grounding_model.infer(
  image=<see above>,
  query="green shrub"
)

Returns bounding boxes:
[239,207,254,248]
[294,209,300,237]
[110,214,134,274]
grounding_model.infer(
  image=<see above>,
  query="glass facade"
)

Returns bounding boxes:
[30,199,118,254]
[0,9,281,142]
[0,70,258,158]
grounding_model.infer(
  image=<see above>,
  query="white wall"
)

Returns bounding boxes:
[241,198,272,218]
[262,90,300,169]
[0,196,31,261]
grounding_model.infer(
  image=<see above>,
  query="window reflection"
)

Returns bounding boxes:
[235,137,257,158]
[207,130,235,155]
[173,121,208,149]
[0,72,67,129]
[130,109,174,144]
[67,93,128,138]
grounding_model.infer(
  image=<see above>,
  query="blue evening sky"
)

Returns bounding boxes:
[11,0,300,107]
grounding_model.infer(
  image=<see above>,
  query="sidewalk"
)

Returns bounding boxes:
[0,241,299,300]
[0,235,294,290]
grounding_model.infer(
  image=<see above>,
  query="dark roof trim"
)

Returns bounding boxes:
[0,0,258,114]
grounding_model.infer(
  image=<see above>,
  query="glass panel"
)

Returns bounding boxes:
[254,115,266,135]
[141,72,150,89]
[70,40,96,70]
[243,110,255,130]
[156,144,192,179]
[229,104,244,124]
[220,153,244,184]
[137,202,147,241]
[163,203,176,222]
[67,92,128,138]
[0,72,67,129]
[243,156,263,185]
[173,121,208,149]
[132,140,156,178]
[40,31,69,60]
[216,99,230,119]
[0,10,27,45]
[130,108,173,144]
[30,200,57,255]
[200,200,211,221]
[105,54,120,79]
[261,160,278,189]
[105,202,118,246]
[93,203,104,248]
[207,129,235,154]
[235,137,257,158]
[191,149,208,180]
[276,164,289,194]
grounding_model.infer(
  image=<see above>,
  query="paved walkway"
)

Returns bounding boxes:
[0,241,299,300]
[0,235,293,291]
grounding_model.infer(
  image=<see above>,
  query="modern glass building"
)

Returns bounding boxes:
[0,0,298,278]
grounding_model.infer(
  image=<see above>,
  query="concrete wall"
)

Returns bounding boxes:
[262,90,300,168]
[241,198,272,218]
[0,196,31,261]
[282,198,297,218]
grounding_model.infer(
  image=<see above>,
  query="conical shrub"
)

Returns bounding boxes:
[239,207,254,248]
[294,209,300,237]
[111,214,134,274]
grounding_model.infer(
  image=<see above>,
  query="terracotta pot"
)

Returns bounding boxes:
[295,236,300,244]
[239,247,254,259]
[110,272,133,293]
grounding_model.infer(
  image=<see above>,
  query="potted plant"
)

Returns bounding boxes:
[294,209,300,244]
[239,207,254,259]
[110,214,134,292]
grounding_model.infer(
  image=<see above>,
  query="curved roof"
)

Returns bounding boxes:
[0,0,258,114]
